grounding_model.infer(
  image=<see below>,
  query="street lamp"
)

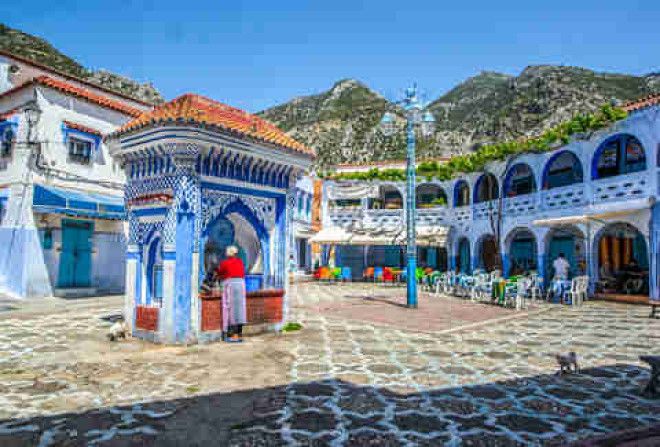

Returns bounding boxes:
[23,100,42,144]
[379,84,436,308]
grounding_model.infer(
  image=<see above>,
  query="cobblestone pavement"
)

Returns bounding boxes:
[0,284,658,446]
[231,283,660,446]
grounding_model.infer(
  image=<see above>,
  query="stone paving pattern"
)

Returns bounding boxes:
[0,283,658,446]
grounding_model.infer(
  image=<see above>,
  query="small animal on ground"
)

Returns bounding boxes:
[555,351,579,375]
[108,319,129,341]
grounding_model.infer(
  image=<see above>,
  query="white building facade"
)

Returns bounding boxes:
[321,97,660,301]
[0,53,152,298]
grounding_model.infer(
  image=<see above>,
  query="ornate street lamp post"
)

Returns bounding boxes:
[380,84,436,308]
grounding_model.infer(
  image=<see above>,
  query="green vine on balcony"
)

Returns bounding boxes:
[322,104,627,182]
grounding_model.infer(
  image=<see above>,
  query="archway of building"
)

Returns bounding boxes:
[202,206,266,291]
[474,173,499,204]
[370,185,403,210]
[505,228,537,276]
[454,180,470,207]
[504,163,537,197]
[417,246,448,271]
[143,230,163,306]
[596,222,649,295]
[543,151,583,189]
[457,237,471,274]
[416,184,448,208]
[592,134,646,180]
[545,225,585,280]
[477,234,498,272]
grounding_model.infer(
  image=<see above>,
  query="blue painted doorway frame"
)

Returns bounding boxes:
[58,219,94,288]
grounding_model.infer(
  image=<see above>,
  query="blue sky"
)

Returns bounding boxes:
[2,0,659,111]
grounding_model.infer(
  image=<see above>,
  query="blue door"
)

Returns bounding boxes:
[547,236,575,279]
[58,219,93,288]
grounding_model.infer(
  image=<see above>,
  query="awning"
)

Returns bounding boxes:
[533,197,655,227]
[309,226,352,244]
[33,184,125,220]
[309,225,449,247]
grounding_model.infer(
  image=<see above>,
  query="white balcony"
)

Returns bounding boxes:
[541,183,587,211]
[591,172,649,205]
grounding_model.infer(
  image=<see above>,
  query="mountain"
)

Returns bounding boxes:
[259,66,658,168]
[0,23,163,104]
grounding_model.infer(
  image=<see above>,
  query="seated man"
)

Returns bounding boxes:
[598,261,617,291]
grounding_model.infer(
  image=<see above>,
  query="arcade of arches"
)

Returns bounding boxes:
[596,223,648,295]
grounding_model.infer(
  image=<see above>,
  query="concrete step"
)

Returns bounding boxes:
[54,288,98,298]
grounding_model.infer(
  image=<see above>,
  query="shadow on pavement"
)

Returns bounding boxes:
[0,364,658,446]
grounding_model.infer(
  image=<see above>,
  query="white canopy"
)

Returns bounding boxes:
[309,224,449,247]
[326,183,380,200]
[309,226,352,244]
[533,197,655,227]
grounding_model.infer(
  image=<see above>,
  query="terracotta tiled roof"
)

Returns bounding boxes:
[109,94,314,157]
[0,108,18,121]
[63,120,102,136]
[622,93,660,112]
[0,76,143,117]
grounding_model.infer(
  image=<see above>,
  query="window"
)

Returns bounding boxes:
[68,137,93,164]
[1,126,14,157]
[593,134,646,179]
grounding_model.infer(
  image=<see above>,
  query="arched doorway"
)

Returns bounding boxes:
[478,235,498,272]
[504,163,536,197]
[592,134,646,180]
[144,233,163,305]
[545,226,585,280]
[203,204,267,291]
[457,237,471,273]
[454,180,470,207]
[370,185,403,209]
[474,173,499,204]
[417,246,447,270]
[416,184,448,208]
[506,229,537,276]
[596,223,648,295]
[543,151,583,189]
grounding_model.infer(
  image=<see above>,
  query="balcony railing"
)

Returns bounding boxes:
[592,172,648,205]
[325,172,654,230]
[541,183,587,210]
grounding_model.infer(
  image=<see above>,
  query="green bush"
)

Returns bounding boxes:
[327,103,627,182]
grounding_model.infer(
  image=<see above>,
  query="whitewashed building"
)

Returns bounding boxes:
[320,95,660,302]
[0,52,152,298]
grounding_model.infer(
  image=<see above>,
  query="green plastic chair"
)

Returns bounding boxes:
[332,267,342,281]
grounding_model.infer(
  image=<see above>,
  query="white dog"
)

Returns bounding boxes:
[555,351,579,375]
[107,320,129,342]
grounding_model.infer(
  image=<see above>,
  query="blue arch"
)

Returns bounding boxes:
[202,199,270,279]
[591,133,647,180]
[453,180,470,207]
[503,163,536,197]
[473,173,499,203]
[542,150,583,190]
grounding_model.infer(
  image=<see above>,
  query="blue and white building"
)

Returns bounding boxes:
[320,95,660,302]
[0,52,152,298]
[106,93,314,343]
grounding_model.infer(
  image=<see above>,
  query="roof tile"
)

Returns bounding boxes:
[0,76,144,117]
[622,93,660,112]
[109,94,314,156]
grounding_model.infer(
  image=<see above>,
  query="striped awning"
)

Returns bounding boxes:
[33,184,125,220]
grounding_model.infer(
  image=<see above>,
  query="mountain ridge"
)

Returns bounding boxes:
[259,65,658,167]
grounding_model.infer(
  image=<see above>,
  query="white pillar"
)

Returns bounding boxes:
[125,244,139,332]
